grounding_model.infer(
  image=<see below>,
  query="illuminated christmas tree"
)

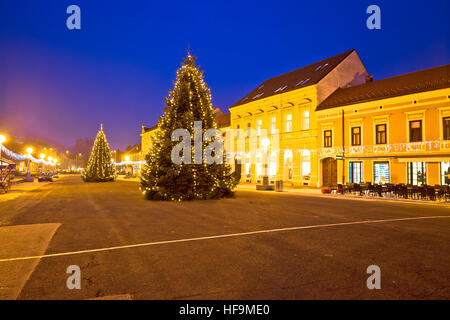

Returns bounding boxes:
[82,124,116,182]
[140,52,238,201]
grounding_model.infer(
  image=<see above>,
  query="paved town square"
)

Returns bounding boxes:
[1,175,449,300]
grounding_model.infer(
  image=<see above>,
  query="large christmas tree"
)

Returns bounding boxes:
[140,52,238,201]
[82,124,116,182]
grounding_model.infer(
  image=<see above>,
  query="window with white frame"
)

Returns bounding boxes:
[302,150,311,176]
[257,119,262,136]
[441,162,450,185]
[407,162,426,186]
[303,110,310,130]
[271,116,277,135]
[349,161,363,183]
[286,114,292,132]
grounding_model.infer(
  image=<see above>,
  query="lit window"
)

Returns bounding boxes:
[271,116,277,135]
[351,127,361,146]
[247,123,251,137]
[252,93,263,99]
[349,161,363,183]
[407,162,426,186]
[409,120,422,142]
[376,124,387,144]
[286,114,292,132]
[441,162,450,185]
[257,119,262,136]
[302,150,311,176]
[303,111,310,130]
[374,162,390,184]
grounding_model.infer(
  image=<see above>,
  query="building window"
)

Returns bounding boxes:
[271,116,277,135]
[302,150,311,176]
[269,152,277,178]
[407,162,426,186]
[284,149,293,180]
[374,161,390,184]
[236,125,240,139]
[257,119,262,136]
[441,162,450,185]
[409,120,422,142]
[349,161,363,183]
[351,127,361,146]
[286,114,292,132]
[443,117,450,140]
[303,111,310,130]
[324,130,332,148]
[375,124,387,144]
[247,122,251,137]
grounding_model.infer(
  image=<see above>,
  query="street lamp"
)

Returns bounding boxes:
[0,134,6,166]
[261,137,271,186]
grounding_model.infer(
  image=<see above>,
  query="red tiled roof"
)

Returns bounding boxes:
[231,49,355,108]
[317,64,450,110]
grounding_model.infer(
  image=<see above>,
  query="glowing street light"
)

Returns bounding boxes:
[40,153,46,159]
[125,155,130,162]
[26,147,33,155]
[0,134,6,163]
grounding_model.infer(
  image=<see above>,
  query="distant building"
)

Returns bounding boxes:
[140,107,230,163]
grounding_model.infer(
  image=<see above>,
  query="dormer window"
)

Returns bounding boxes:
[274,85,288,93]
[314,63,329,71]
[296,79,310,86]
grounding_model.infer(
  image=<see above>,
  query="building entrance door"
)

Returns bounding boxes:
[322,157,337,187]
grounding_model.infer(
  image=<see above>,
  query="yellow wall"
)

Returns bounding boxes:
[230,85,319,186]
[316,88,450,186]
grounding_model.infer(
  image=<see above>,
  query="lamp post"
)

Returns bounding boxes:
[40,153,46,173]
[0,134,6,166]
[261,137,271,186]
[25,147,34,182]
[125,155,131,177]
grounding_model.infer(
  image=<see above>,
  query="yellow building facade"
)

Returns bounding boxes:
[229,50,369,187]
[316,64,450,187]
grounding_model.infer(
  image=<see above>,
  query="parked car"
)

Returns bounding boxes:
[38,173,53,182]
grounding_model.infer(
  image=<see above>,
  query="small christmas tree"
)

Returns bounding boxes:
[82,124,116,182]
[140,52,238,201]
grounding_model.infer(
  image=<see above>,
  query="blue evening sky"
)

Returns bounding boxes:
[0,0,448,149]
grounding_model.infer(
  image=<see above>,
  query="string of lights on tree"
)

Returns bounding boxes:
[140,52,238,201]
[0,144,54,166]
[82,124,116,182]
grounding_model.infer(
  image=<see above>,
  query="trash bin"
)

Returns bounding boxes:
[275,180,283,192]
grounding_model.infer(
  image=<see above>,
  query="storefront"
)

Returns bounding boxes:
[441,162,450,185]
[373,161,390,184]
